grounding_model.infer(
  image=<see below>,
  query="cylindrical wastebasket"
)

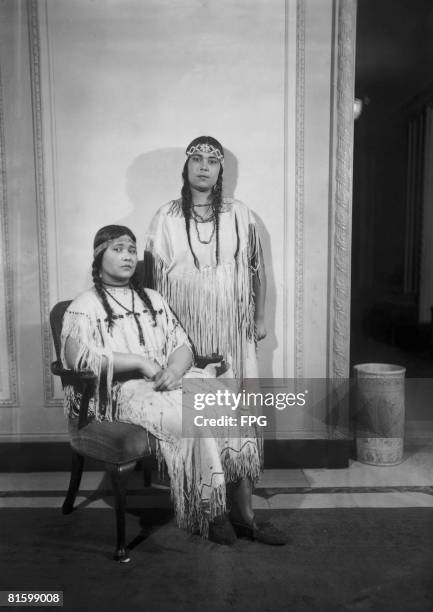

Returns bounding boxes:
[354,363,406,465]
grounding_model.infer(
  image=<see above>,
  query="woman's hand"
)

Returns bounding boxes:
[153,366,182,391]
[137,358,162,381]
[255,316,267,341]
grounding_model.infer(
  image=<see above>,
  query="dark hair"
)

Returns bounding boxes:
[182,136,224,269]
[185,135,224,158]
[92,225,157,331]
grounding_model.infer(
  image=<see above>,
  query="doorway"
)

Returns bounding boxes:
[350,0,433,427]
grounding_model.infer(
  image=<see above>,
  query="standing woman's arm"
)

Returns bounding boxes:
[253,248,267,341]
[248,213,267,341]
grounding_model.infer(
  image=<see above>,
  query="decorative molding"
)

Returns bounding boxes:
[0,60,19,406]
[294,0,305,378]
[329,0,357,378]
[28,0,60,406]
[282,0,291,377]
[283,0,288,376]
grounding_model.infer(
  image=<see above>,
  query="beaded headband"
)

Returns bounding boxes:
[186,142,224,162]
[93,236,136,258]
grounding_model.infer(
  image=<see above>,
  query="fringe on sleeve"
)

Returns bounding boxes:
[60,308,114,421]
[248,221,264,282]
[143,204,172,289]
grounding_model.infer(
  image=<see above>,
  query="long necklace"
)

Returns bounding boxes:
[192,206,216,244]
[103,284,145,346]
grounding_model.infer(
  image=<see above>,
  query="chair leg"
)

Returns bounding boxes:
[62,450,84,515]
[142,456,153,487]
[107,461,136,563]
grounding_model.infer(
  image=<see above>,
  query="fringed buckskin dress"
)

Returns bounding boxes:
[144,198,263,379]
[61,287,260,536]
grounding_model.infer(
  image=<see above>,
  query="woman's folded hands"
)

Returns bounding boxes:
[152,365,182,391]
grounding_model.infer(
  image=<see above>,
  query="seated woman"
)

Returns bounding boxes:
[61,224,286,545]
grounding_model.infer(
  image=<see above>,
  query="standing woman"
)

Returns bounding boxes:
[144,136,267,379]
[143,138,287,545]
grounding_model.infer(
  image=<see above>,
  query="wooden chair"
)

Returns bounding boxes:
[50,300,155,563]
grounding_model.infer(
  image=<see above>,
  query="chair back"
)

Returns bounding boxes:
[50,300,72,361]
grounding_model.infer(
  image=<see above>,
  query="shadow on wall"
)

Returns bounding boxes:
[251,211,277,378]
[115,147,277,377]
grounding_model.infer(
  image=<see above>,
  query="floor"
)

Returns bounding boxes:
[1,442,432,511]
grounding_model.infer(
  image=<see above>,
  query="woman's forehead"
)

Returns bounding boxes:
[109,235,136,246]
[189,151,219,160]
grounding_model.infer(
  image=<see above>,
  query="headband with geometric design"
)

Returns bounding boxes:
[93,236,136,258]
[185,142,224,162]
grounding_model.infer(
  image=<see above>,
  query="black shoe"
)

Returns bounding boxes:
[231,520,289,545]
[209,515,237,545]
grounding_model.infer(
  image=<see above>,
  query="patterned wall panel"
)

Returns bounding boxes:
[328,0,357,379]
[28,0,62,405]
[294,0,306,378]
[0,62,19,406]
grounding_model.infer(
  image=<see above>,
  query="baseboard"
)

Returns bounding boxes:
[263,439,352,469]
[405,420,433,443]
[0,439,352,472]
[0,443,99,472]
[1,421,431,472]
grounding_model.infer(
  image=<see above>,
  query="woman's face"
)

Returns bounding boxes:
[100,236,137,285]
[187,152,221,193]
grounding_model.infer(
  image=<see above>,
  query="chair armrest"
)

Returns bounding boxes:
[51,360,97,383]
